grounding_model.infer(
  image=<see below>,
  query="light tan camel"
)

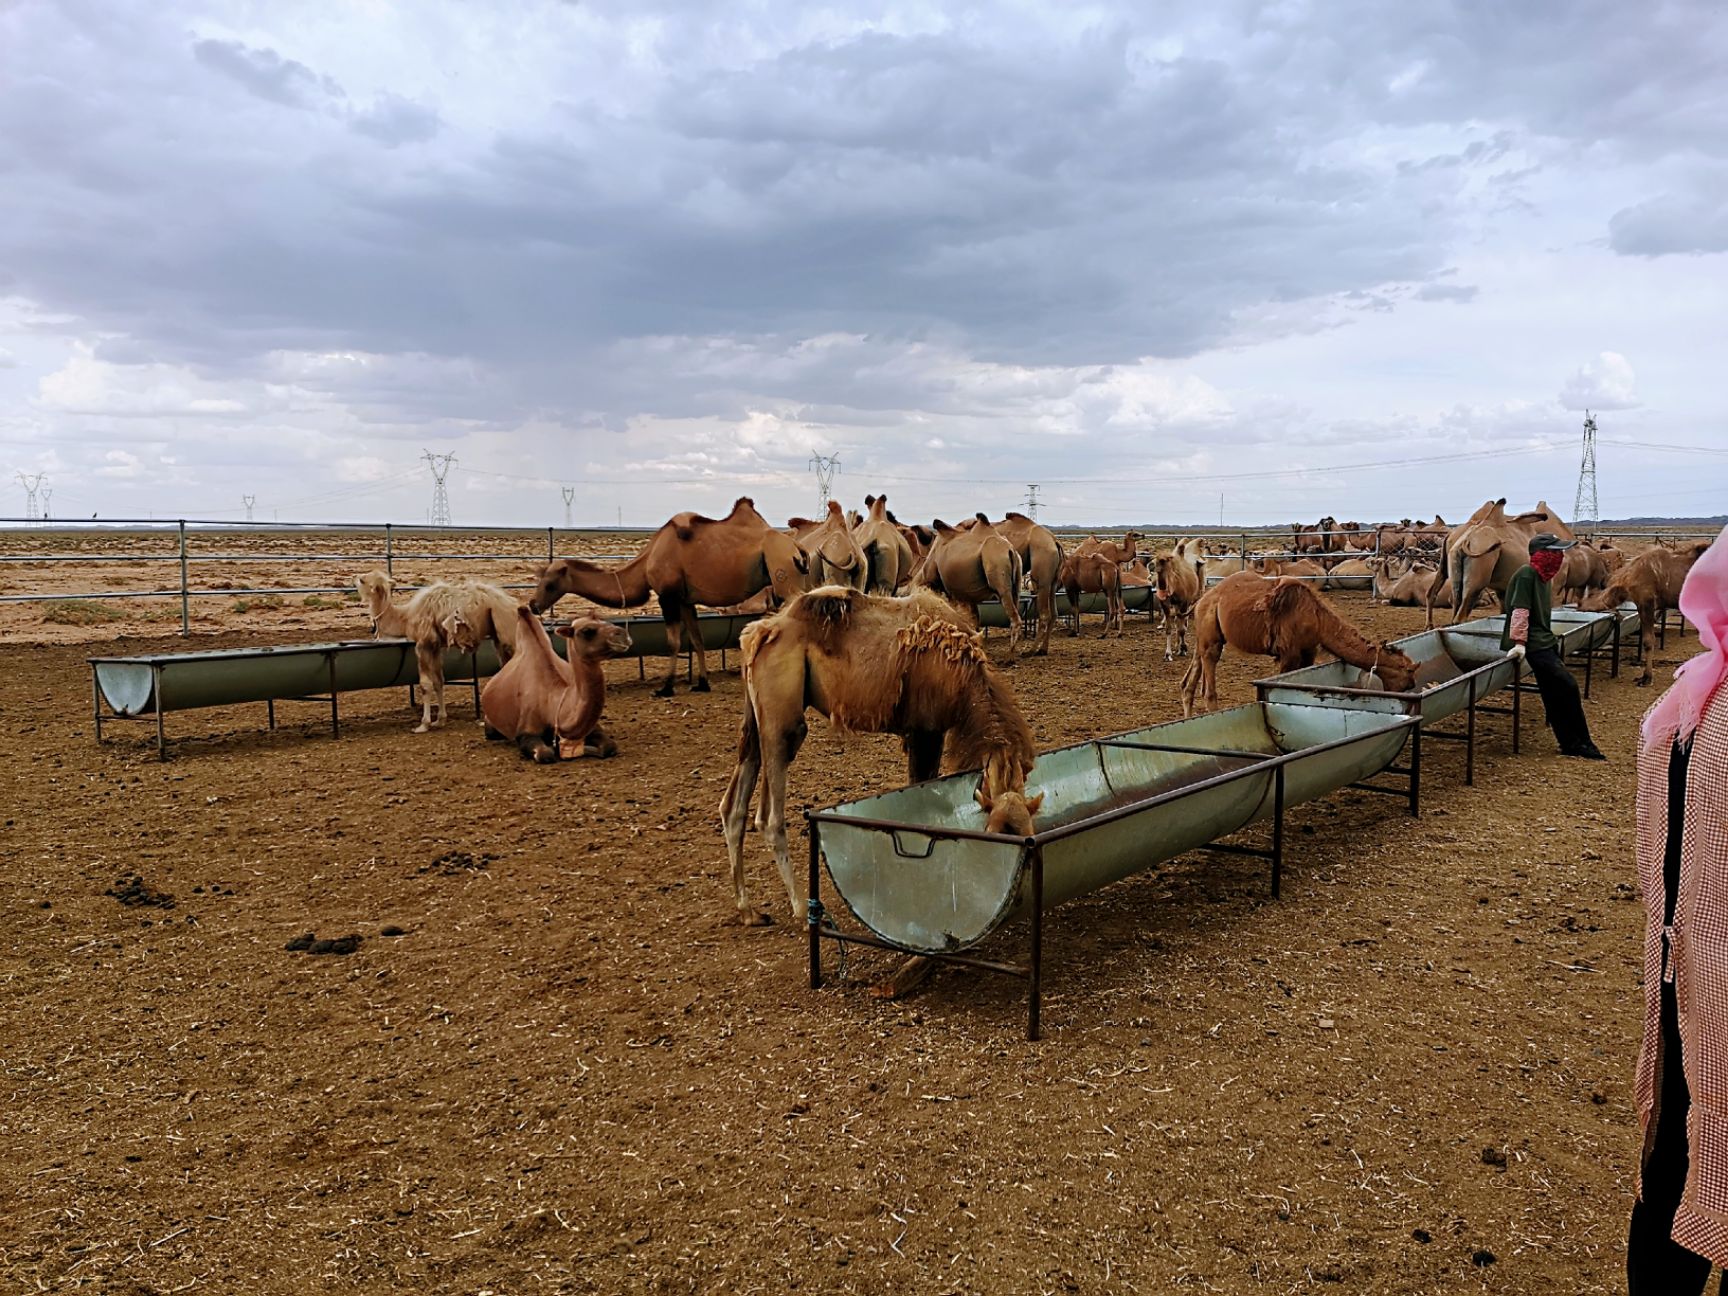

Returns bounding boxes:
[476,607,631,762]
[1321,556,1375,591]
[788,500,868,590]
[1556,541,1611,606]
[854,494,917,594]
[1180,572,1419,716]
[355,571,521,733]
[719,586,1042,924]
[915,514,1025,657]
[1153,546,1205,660]
[1059,551,1125,636]
[992,512,1064,655]
[1072,531,1142,565]
[1425,498,1572,629]
[1253,556,1328,582]
[528,496,812,696]
[1582,540,1710,685]
[1369,555,1440,607]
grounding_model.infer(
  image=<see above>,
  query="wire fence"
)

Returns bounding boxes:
[1,516,1715,637]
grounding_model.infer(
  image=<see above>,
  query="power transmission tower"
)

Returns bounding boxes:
[1023,483,1041,521]
[422,450,456,526]
[242,494,256,522]
[810,453,841,513]
[561,486,575,528]
[1573,410,1599,528]
[41,488,52,520]
[16,472,44,522]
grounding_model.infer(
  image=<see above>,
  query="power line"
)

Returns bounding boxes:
[16,472,44,523]
[809,452,841,513]
[423,449,456,526]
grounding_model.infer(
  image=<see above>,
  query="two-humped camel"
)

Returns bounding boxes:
[528,497,812,697]
[1180,572,1419,716]
[992,512,1065,655]
[1369,554,1442,607]
[1153,538,1206,661]
[915,514,1025,656]
[853,494,917,594]
[1583,539,1710,684]
[477,607,632,762]
[355,571,522,733]
[719,586,1041,925]
[1425,499,1572,628]
[788,500,868,590]
[1060,532,1140,637]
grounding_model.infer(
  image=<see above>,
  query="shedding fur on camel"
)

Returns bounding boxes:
[354,570,522,733]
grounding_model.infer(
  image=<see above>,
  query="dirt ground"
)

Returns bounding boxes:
[0,541,1699,1294]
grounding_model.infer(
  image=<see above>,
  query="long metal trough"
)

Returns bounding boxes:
[89,611,762,757]
[808,702,1420,1038]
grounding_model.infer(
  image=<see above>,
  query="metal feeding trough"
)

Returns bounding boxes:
[807,702,1419,1038]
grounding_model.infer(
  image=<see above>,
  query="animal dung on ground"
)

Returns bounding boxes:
[420,850,493,875]
[284,931,362,955]
[104,875,175,908]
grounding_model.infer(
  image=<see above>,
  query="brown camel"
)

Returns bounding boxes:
[1582,540,1710,685]
[528,496,812,697]
[1153,545,1205,660]
[1254,556,1328,582]
[1059,551,1125,636]
[788,500,867,590]
[1321,556,1375,591]
[1425,498,1572,629]
[1556,541,1611,606]
[477,607,631,762]
[915,514,1025,657]
[719,586,1042,924]
[992,512,1064,655]
[1369,555,1440,607]
[1180,572,1419,716]
[854,494,917,594]
[1073,531,1142,565]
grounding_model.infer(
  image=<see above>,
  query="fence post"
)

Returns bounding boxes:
[178,519,190,637]
[385,523,393,575]
[547,526,555,564]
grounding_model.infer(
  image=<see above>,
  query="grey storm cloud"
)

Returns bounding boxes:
[192,37,338,108]
[349,94,442,147]
[1609,185,1728,256]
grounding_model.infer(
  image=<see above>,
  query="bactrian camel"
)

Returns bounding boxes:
[528,497,812,697]
[1425,498,1572,629]
[788,500,867,590]
[719,586,1042,925]
[1180,572,1419,716]
[854,494,916,594]
[915,514,1025,657]
[1583,540,1710,685]
[993,512,1064,655]
[478,607,631,762]
[355,571,521,733]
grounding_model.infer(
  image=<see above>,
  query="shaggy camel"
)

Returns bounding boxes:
[915,514,1025,656]
[1582,540,1710,685]
[1180,572,1419,716]
[854,494,917,594]
[719,586,1042,924]
[1060,551,1125,636]
[789,500,867,590]
[1425,498,1572,629]
[992,512,1065,655]
[355,571,521,733]
[1153,546,1205,661]
[528,497,812,697]
[477,608,631,762]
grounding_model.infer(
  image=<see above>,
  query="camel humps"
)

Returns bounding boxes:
[528,496,813,697]
[354,571,521,733]
[994,512,1065,655]
[479,607,631,762]
[854,494,917,594]
[788,500,868,591]
[1425,498,1573,629]
[1583,540,1711,685]
[1180,572,1418,716]
[719,585,1041,926]
[914,513,1026,657]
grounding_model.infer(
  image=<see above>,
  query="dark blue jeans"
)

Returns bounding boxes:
[1527,646,1594,752]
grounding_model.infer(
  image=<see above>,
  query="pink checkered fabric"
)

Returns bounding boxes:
[1634,679,1728,1265]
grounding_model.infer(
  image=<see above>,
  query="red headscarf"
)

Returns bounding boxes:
[1530,548,1565,581]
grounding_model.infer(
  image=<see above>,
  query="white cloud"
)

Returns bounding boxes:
[1558,352,1639,412]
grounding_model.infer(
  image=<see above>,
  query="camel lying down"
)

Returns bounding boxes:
[472,607,631,763]
[720,585,1042,925]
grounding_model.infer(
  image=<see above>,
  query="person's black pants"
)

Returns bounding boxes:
[1628,977,1725,1293]
[1527,646,1595,752]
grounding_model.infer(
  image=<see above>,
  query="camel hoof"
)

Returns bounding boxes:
[738,910,774,928]
[1637,676,1652,688]
[692,678,712,694]
[532,747,560,765]
[653,682,676,699]
[412,723,431,735]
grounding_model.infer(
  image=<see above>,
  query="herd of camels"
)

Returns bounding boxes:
[359,493,1704,923]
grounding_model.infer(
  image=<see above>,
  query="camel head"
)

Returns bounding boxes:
[1366,643,1420,693]
[355,570,394,617]
[977,786,1043,837]
[527,560,570,614]
[556,617,634,661]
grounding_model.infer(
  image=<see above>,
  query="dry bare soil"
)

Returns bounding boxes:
[0,550,1693,1294]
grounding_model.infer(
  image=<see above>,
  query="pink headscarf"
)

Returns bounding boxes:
[1642,525,1728,746]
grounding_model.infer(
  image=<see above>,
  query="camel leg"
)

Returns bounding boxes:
[1065,582,1082,636]
[1178,610,1191,658]
[904,729,945,784]
[1163,603,1176,661]
[1035,582,1055,655]
[719,704,771,924]
[654,599,684,697]
[413,645,442,733]
[1637,602,1656,686]
[761,716,809,921]
[681,600,712,692]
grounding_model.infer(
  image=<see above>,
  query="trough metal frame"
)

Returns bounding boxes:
[806,711,1421,1040]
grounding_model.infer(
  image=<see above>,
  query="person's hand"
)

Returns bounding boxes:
[1507,643,1526,661]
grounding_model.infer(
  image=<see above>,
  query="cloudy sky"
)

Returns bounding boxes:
[3,0,1725,528]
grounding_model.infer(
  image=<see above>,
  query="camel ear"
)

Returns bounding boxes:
[1025,793,1044,815]
[793,551,809,573]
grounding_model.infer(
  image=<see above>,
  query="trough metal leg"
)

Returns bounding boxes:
[1270,766,1285,899]
[1465,676,1477,787]
[808,822,823,991]
[154,665,167,761]
[1512,659,1522,754]
[471,650,482,714]
[91,670,104,746]
[1408,722,1422,817]
[1582,635,1593,698]
[1028,848,1045,1042]
[328,656,340,738]
[267,698,276,730]
[1611,619,1621,679]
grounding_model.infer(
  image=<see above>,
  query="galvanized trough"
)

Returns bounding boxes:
[89,610,762,757]
[974,585,1156,629]
[808,702,1420,1038]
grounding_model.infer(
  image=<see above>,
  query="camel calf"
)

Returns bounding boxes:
[1153,547,1204,661]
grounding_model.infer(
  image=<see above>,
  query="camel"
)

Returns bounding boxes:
[355,571,521,733]
[1425,498,1572,629]
[1072,531,1142,565]
[1060,551,1125,636]
[719,586,1042,924]
[992,512,1064,655]
[915,514,1025,656]
[1154,545,1204,661]
[1582,540,1710,685]
[854,494,917,594]
[1321,556,1375,591]
[789,500,868,590]
[528,496,812,697]
[1254,556,1328,582]
[475,607,631,762]
[1200,549,1249,585]
[1369,555,1441,607]
[1180,572,1419,716]
[1556,541,1611,606]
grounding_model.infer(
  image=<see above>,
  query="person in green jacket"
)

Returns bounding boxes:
[1502,533,1605,759]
